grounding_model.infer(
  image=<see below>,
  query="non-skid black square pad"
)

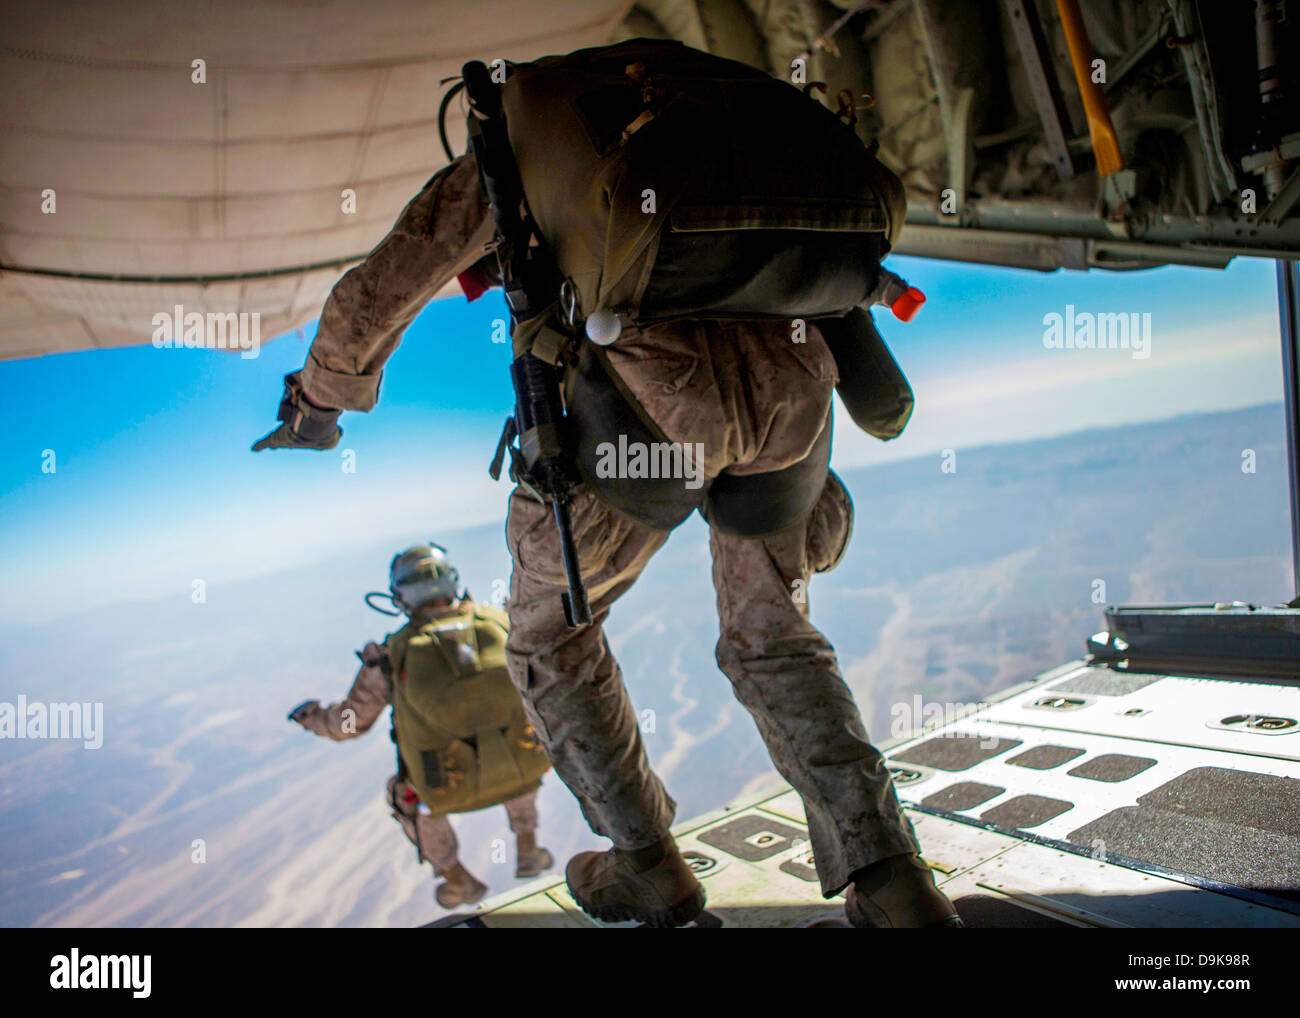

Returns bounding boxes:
[892,736,1022,772]
[980,794,1074,829]
[1007,745,1087,770]
[921,782,1005,811]
[1067,754,1157,782]
[1048,671,1161,697]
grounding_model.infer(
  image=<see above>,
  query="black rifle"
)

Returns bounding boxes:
[462,60,592,628]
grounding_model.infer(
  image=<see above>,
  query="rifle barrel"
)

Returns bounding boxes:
[552,496,592,626]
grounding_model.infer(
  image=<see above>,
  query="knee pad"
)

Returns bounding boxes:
[806,470,854,574]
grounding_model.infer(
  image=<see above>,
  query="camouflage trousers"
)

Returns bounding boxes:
[386,775,539,875]
[503,474,920,897]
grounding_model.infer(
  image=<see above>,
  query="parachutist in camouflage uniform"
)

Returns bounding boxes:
[289,544,553,909]
[258,39,961,928]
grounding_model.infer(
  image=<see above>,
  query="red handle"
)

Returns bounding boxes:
[891,286,926,322]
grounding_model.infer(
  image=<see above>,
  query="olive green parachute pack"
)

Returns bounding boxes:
[386,602,550,817]
[497,37,909,356]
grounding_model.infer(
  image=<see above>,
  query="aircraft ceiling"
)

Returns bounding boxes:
[1,0,1296,361]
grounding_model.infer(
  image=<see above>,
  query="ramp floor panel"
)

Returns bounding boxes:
[430,668,1300,927]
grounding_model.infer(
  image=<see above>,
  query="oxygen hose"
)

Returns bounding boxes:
[438,79,467,162]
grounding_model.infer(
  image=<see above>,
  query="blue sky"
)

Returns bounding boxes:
[835,254,1284,466]
[0,254,1285,624]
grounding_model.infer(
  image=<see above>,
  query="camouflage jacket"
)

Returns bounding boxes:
[298,640,391,741]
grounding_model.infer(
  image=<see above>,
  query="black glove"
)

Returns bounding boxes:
[355,642,391,674]
[252,372,342,451]
[287,699,322,726]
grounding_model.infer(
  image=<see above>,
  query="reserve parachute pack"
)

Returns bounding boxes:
[495,37,907,341]
[386,602,550,816]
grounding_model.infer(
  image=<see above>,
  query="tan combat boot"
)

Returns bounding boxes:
[566,834,706,928]
[434,863,488,909]
[515,831,555,879]
[844,853,965,928]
